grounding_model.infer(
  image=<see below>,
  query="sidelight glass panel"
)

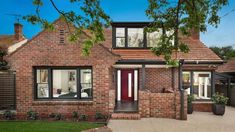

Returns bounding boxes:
[183,72,191,95]
[80,69,92,98]
[36,69,49,98]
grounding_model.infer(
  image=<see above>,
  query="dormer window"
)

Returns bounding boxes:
[112,22,161,49]
[116,28,125,47]
[112,22,174,49]
[128,28,144,47]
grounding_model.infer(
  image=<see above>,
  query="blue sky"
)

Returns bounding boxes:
[0,0,235,47]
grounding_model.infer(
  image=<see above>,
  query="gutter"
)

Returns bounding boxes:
[178,59,185,120]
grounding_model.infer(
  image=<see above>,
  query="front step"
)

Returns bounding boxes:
[111,113,141,120]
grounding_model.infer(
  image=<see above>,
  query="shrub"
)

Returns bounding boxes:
[212,92,229,105]
[49,113,62,120]
[72,111,78,119]
[79,114,88,121]
[27,109,38,120]
[95,112,106,120]
[187,94,195,104]
[3,110,15,120]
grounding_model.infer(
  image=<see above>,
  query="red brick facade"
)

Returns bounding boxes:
[6,18,220,120]
[8,19,119,118]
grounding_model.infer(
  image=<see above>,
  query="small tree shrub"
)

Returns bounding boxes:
[49,113,62,120]
[3,110,15,120]
[187,94,195,104]
[27,109,38,120]
[79,114,88,121]
[212,93,229,105]
[72,111,78,121]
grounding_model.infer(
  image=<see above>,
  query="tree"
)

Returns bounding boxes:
[146,0,228,66]
[24,0,229,65]
[210,46,235,60]
[24,0,110,55]
[0,46,9,70]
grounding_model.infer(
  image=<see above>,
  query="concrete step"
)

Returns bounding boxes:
[111,113,141,120]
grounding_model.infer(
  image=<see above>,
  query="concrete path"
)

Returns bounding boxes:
[108,107,235,132]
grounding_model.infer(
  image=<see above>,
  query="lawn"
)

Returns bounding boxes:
[0,121,103,132]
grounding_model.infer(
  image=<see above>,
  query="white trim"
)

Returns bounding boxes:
[128,73,132,97]
[8,39,28,53]
[117,70,121,101]
[134,70,138,101]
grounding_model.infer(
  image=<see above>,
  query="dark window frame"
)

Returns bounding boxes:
[33,66,93,101]
[113,26,149,49]
[182,70,213,101]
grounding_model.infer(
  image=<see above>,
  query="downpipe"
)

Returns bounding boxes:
[178,59,185,120]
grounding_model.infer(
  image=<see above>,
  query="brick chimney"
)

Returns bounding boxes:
[190,28,200,40]
[14,23,23,41]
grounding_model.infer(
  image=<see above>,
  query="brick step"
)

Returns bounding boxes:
[111,113,141,120]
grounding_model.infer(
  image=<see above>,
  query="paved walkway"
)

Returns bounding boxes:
[108,107,235,132]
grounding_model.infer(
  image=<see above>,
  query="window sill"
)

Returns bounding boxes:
[32,100,93,105]
[193,100,213,104]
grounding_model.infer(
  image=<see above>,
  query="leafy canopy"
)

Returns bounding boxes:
[146,0,228,66]
[210,46,235,60]
[24,0,110,55]
[24,0,228,66]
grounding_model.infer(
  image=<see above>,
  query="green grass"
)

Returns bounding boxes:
[0,121,103,132]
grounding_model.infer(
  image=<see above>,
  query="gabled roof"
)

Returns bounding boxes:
[217,58,235,73]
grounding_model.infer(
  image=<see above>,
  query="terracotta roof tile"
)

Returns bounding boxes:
[0,35,18,48]
[217,58,235,73]
[102,30,222,62]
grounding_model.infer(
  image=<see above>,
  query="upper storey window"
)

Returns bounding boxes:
[112,23,174,49]
[128,28,144,47]
[116,28,125,47]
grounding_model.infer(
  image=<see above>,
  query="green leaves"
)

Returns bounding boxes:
[212,92,229,105]
[146,0,228,66]
[25,0,110,56]
[210,46,235,60]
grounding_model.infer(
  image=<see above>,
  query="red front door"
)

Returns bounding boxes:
[121,69,134,101]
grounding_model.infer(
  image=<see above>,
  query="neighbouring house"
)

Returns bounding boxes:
[216,58,235,106]
[0,23,28,53]
[6,18,222,120]
[0,22,27,110]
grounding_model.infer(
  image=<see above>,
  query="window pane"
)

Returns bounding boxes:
[193,72,211,99]
[116,38,125,47]
[36,69,49,98]
[116,28,125,37]
[183,72,191,95]
[52,70,77,99]
[80,69,92,98]
[128,28,144,47]
[147,31,161,47]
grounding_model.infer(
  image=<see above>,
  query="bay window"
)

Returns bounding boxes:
[182,71,212,100]
[34,67,92,100]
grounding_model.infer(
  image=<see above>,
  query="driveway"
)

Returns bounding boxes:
[108,107,235,132]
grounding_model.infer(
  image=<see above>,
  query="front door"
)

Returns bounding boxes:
[121,69,134,101]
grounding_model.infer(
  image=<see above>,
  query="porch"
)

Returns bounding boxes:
[110,60,187,120]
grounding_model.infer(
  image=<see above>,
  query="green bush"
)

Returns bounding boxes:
[79,114,88,121]
[95,112,107,120]
[72,111,78,119]
[27,109,38,120]
[49,113,62,120]
[187,94,195,104]
[212,92,229,105]
[3,110,15,120]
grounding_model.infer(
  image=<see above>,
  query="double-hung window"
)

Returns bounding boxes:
[34,67,92,100]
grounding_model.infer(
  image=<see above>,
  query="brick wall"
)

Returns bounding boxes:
[139,90,187,120]
[193,102,212,112]
[7,18,119,119]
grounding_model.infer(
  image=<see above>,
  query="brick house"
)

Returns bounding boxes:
[7,18,222,120]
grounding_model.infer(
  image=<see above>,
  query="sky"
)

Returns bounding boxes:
[0,0,235,47]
